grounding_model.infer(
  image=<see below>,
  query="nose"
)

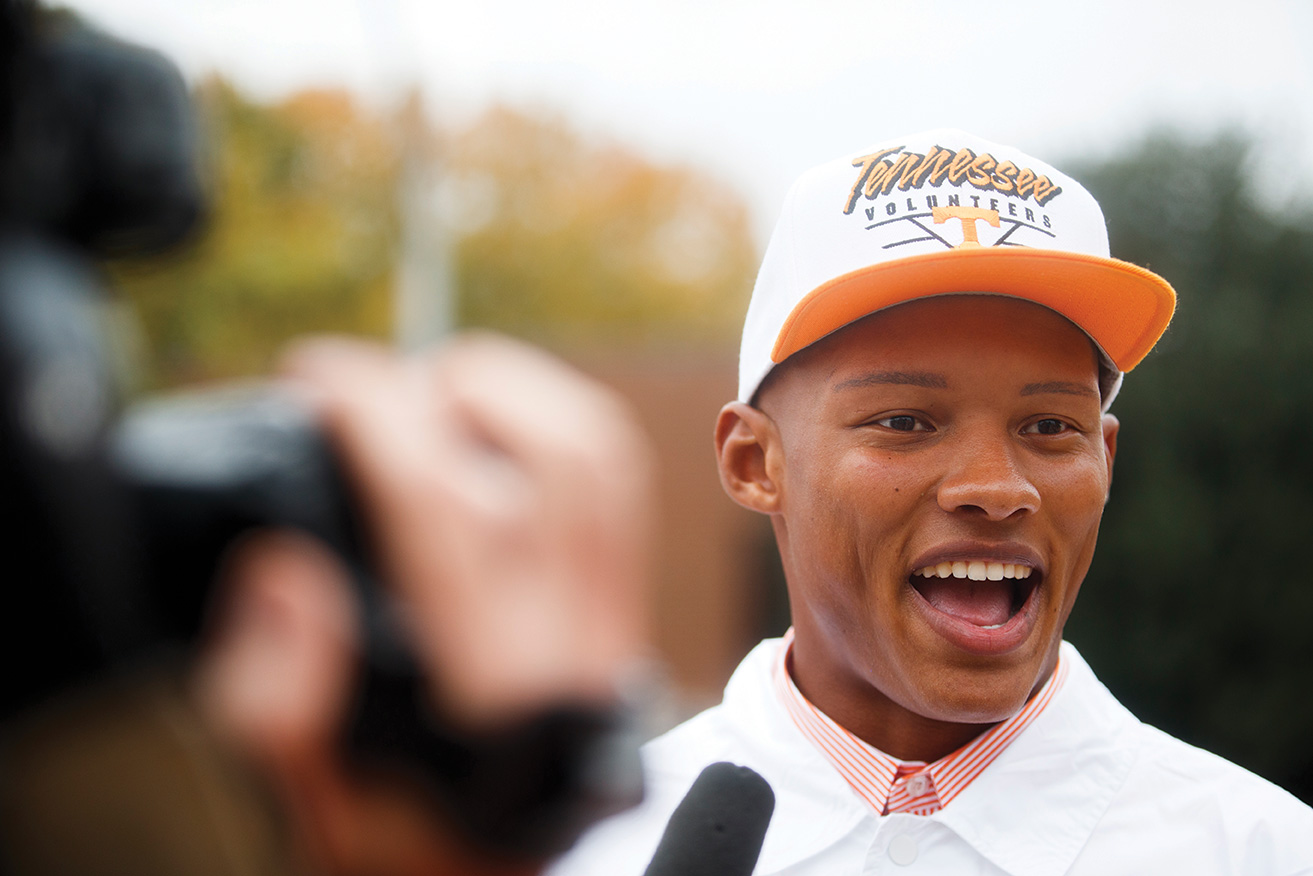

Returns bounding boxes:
[936,432,1040,521]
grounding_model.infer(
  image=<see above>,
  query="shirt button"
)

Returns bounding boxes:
[888,834,919,866]
[907,775,929,797]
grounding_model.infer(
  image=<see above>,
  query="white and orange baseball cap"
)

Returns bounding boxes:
[738,128,1176,410]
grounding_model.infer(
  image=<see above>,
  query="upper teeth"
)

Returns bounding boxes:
[916,561,1033,582]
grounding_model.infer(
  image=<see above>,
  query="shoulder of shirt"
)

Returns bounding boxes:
[1121,711,1313,821]
[545,638,852,876]
[1056,642,1313,875]
[1060,642,1310,813]
[641,640,776,768]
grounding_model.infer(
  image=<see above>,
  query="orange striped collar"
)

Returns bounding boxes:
[773,628,1069,816]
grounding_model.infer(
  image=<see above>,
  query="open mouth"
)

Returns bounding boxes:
[909,562,1039,630]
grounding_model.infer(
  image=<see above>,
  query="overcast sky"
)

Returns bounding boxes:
[63,0,1313,240]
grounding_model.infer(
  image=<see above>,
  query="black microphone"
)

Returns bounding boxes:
[641,762,775,876]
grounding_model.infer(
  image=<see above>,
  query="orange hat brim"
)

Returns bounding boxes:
[771,248,1177,373]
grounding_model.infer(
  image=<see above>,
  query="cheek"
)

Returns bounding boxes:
[843,447,935,509]
[1050,460,1110,532]
[781,443,930,586]
[1041,458,1111,588]
[809,462,911,556]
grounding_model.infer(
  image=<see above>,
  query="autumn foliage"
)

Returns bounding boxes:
[446,107,757,348]
[109,80,758,389]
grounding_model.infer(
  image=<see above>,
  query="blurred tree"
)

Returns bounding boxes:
[1064,130,1313,803]
[444,106,758,348]
[111,79,400,388]
[109,87,757,390]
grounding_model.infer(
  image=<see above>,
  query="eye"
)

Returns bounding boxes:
[1022,418,1069,435]
[874,414,932,432]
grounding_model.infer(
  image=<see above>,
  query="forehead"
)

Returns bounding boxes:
[760,295,1101,404]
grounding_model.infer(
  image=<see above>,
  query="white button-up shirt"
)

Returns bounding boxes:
[550,640,1313,875]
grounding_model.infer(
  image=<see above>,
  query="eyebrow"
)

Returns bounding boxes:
[833,371,949,391]
[1021,381,1099,398]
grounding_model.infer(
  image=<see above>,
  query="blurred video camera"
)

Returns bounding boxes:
[0,0,211,709]
[0,0,638,858]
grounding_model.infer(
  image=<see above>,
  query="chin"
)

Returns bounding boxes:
[911,655,1051,725]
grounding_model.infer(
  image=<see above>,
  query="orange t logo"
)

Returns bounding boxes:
[932,206,1000,248]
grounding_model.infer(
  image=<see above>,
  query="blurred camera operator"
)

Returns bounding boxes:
[3,334,655,876]
[196,334,655,876]
[0,3,655,874]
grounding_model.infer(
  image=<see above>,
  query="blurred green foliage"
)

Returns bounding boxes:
[448,107,758,349]
[1065,130,1313,803]
[109,81,757,390]
[111,80,401,387]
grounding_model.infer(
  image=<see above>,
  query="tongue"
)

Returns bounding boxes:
[915,578,1014,627]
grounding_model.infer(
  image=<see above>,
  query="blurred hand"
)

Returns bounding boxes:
[279,332,656,727]
[196,333,655,875]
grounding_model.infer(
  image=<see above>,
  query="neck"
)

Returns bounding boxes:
[787,636,1001,763]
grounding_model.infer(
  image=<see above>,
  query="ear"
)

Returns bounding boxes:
[1101,413,1120,497]
[714,402,785,514]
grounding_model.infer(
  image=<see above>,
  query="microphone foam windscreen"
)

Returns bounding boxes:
[641,761,775,876]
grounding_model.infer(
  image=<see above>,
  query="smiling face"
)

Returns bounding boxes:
[719,294,1118,756]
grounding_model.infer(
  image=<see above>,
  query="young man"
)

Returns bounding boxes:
[550,130,1313,874]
